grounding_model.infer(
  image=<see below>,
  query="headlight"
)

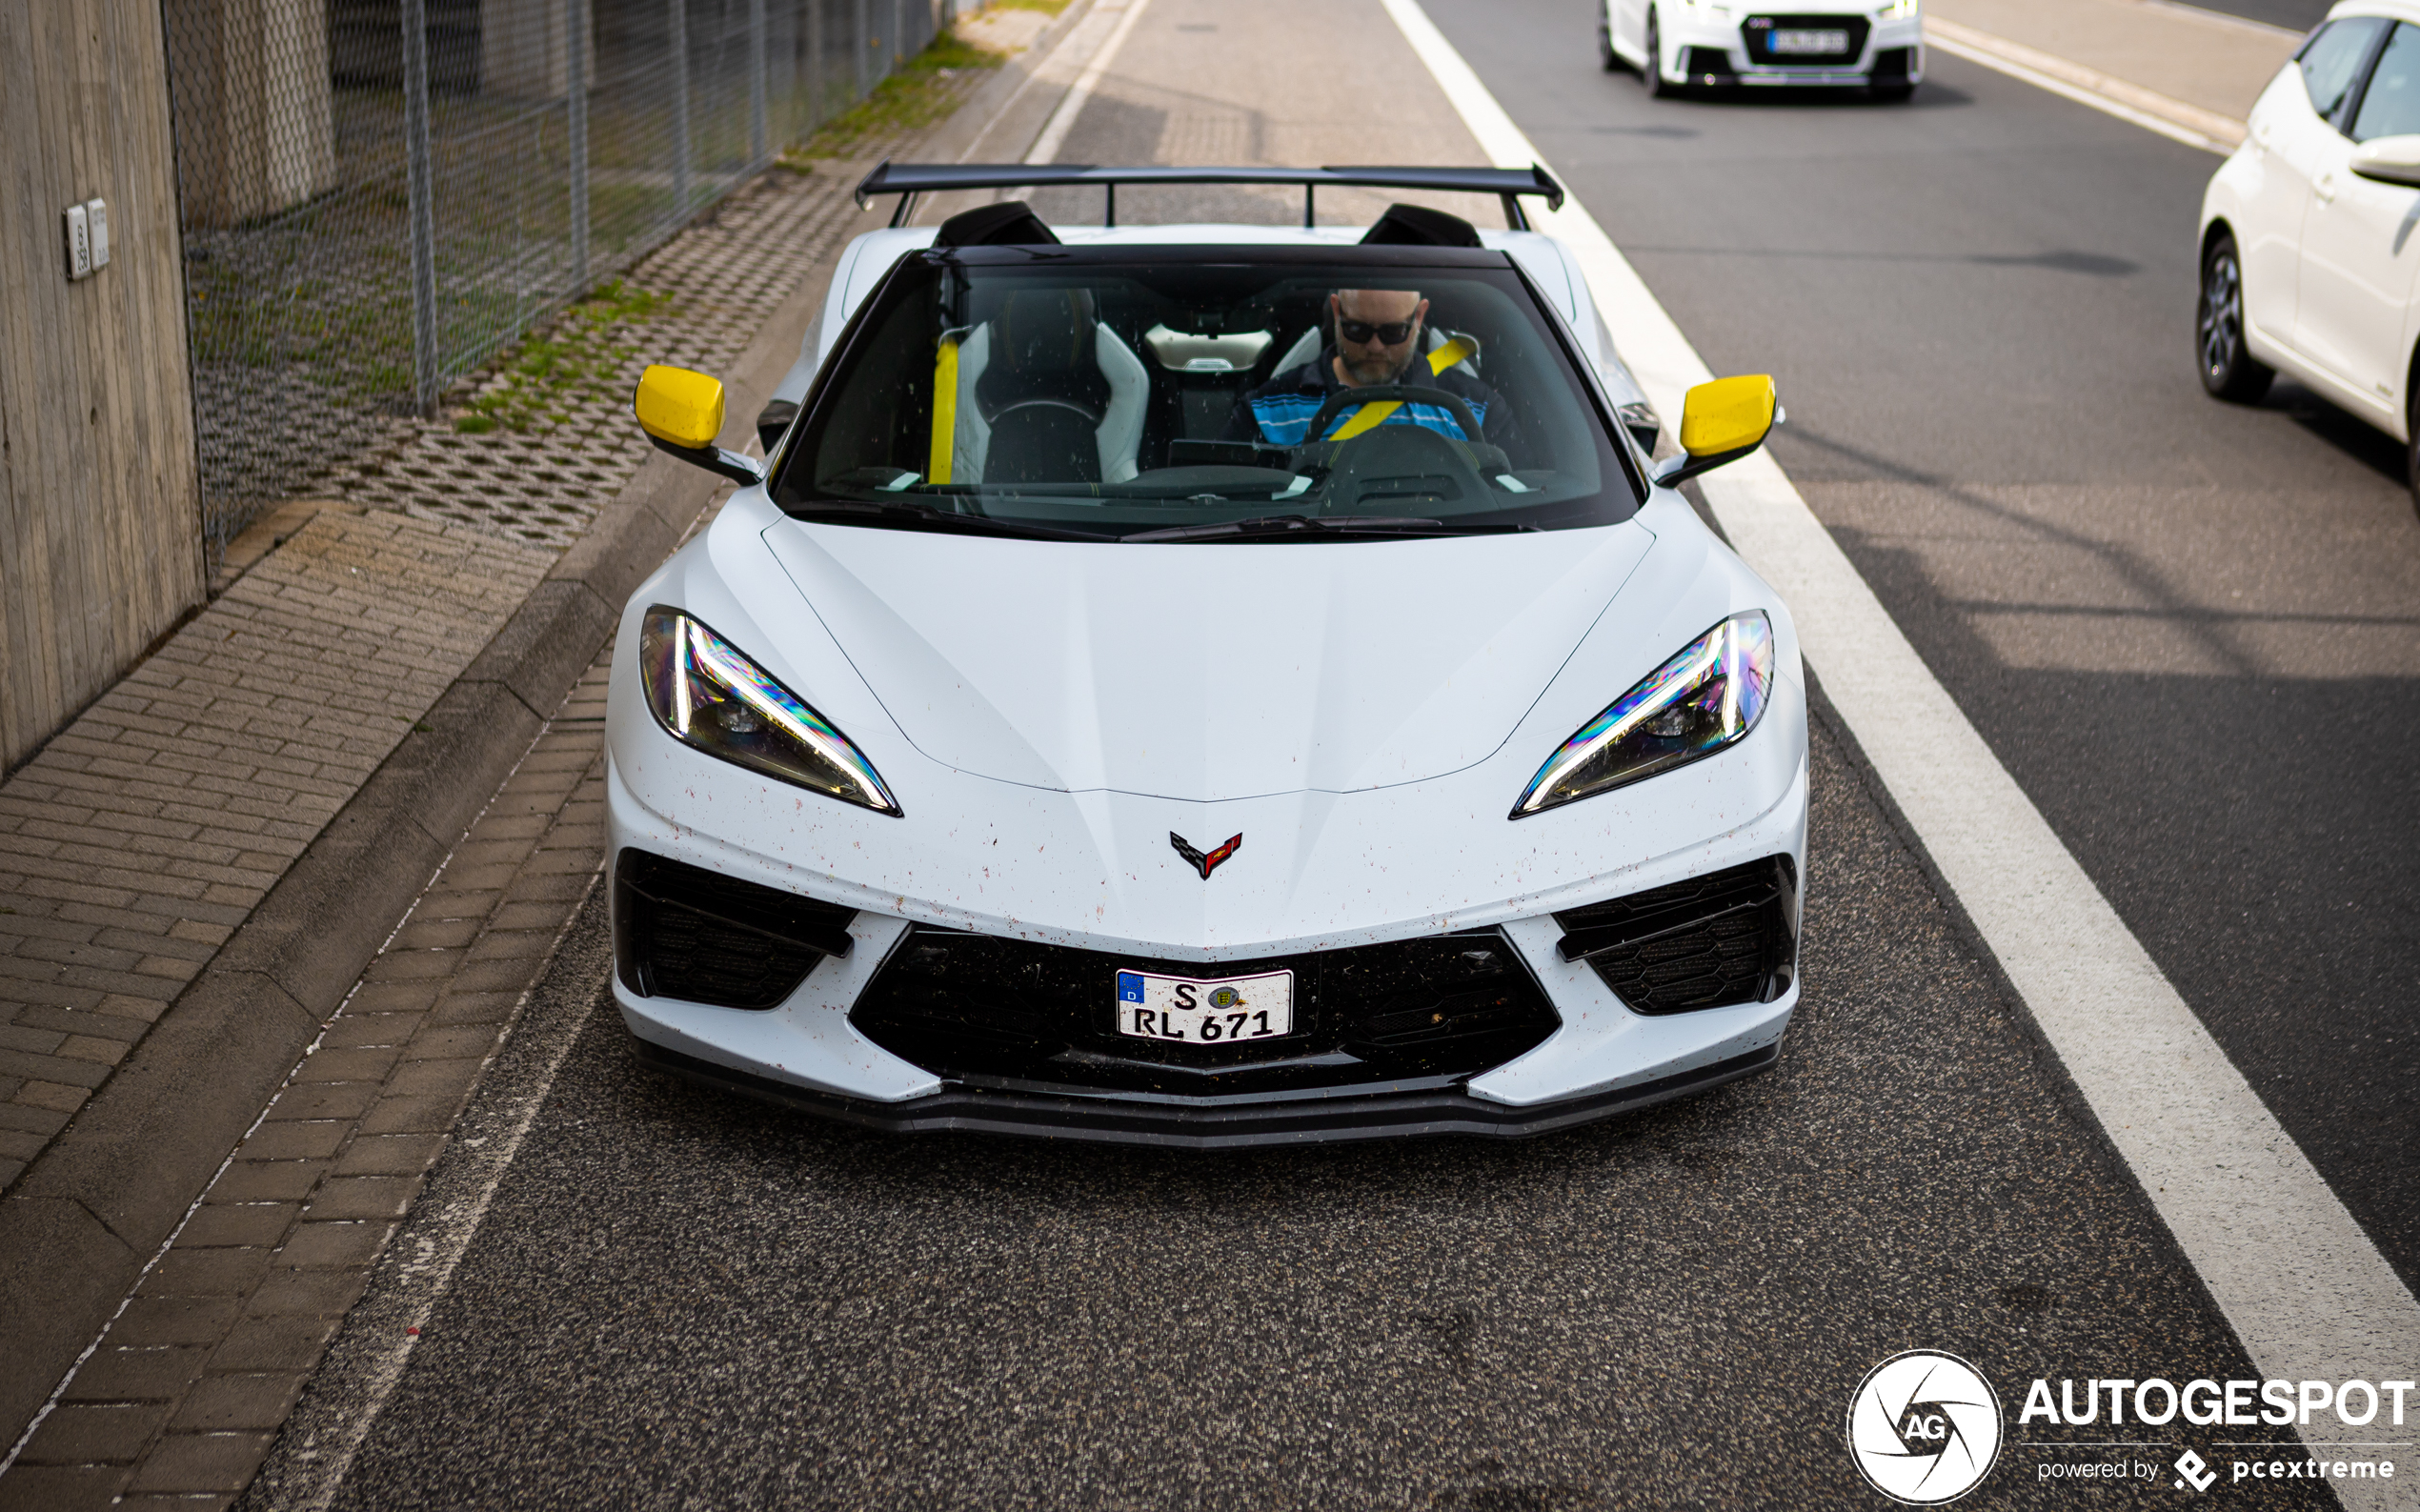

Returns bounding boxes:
[1511,612,1773,817]
[1879,0,1918,17]
[638,606,902,816]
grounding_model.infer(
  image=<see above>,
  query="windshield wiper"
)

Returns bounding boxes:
[788,498,1102,542]
[1120,514,1532,544]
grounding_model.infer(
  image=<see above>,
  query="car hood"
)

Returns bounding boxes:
[759,519,1657,801]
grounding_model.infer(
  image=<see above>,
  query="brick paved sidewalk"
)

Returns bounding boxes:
[0,132,928,1200]
[0,651,614,1511]
[0,143,910,1466]
[0,514,552,1189]
[0,0,1103,1480]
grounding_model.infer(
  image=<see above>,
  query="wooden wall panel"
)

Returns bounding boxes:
[0,0,205,772]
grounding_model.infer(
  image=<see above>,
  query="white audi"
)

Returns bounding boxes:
[2198,0,2420,501]
[604,165,1808,1147]
[1600,0,1925,98]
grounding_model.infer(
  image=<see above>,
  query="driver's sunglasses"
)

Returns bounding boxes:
[1337,318,1417,346]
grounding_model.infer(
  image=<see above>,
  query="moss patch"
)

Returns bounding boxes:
[789,29,1006,162]
[452,279,675,433]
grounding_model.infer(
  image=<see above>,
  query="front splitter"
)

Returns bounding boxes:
[633,1037,1782,1150]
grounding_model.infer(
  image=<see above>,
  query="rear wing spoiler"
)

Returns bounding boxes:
[852,161,1567,232]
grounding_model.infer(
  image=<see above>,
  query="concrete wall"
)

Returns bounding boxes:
[162,0,340,227]
[0,0,207,772]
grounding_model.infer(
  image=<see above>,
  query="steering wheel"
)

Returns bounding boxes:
[1303,384,1485,446]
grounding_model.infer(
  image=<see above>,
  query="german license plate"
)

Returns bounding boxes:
[1771,28,1851,53]
[1115,969,1294,1043]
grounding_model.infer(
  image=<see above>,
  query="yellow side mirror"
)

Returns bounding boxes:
[634,364,762,486]
[635,364,726,449]
[1658,374,1779,488]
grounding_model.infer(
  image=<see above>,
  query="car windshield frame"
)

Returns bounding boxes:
[768,243,1649,542]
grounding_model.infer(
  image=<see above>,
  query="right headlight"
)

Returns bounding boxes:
[1510,612,1773,818]
[638,606,901,816]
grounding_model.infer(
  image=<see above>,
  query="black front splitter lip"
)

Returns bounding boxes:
[633,1038,1781,1150]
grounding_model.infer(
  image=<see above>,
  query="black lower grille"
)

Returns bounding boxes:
[1681,46,1737,80]
[851,929,1560,1096]
[1743,13,1869,64]
[614,849,856,1010]
[1871,46,1913,79]
[1554,857,1799,1015]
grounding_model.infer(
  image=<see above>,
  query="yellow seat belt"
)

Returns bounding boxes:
[1328,335,1481,440]
[928,335,959,485]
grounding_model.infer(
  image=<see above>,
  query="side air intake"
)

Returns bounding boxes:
[1554,856,1799,1014]
[614,849,856,1009]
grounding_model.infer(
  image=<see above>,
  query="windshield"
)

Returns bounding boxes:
[773,247,1643,541]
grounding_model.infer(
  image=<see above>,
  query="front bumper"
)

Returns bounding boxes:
[604,735,1808,1145]
[1659,9,1925,87]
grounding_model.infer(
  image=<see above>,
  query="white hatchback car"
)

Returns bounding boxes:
[2198,1,2420,499]
[1600,0,1925,99]
[606,165,1808,1148]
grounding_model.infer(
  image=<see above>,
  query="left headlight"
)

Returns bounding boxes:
[1511,612,1773,818]
[638,606,902,816]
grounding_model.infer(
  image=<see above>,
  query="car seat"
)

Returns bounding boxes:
[934,290,1148,486]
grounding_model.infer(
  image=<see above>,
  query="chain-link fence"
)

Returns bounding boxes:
[163,0,958,560]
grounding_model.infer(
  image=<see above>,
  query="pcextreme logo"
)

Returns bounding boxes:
[1846,1351,2005,1504]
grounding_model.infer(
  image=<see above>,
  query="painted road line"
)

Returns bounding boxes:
[1025,0,1157,167]
[1926,17,2244,154]
[1380,0,2420,1502]
[956,0,1098,163]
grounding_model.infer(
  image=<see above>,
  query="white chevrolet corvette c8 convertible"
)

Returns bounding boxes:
[604,163,1809,1148]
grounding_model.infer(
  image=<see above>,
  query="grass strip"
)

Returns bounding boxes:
[783,27,1014,165]
[454,279,675,433]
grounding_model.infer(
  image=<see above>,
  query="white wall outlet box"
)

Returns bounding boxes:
[64,204,91,280]
[85,199,109,269]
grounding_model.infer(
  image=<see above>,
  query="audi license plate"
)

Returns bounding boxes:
[1115,968,1294,1043]
[1770,28,1851,53]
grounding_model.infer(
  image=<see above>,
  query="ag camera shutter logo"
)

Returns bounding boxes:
[1847,1350,2004,1503]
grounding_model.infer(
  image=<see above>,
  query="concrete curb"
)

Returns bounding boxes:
[0,203,831,1453]
[1926,16,2249,152]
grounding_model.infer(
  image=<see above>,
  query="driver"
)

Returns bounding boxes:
[1222,287,1517,454]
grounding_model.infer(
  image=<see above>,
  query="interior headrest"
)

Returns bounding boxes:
[994,290,1097,375]
[934,200,1061,247]
[1361,203,1484,249]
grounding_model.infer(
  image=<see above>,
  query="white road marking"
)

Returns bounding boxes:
[1925,19,2241,155]
[1381,2,2420,1504]
[1025,0,1158,167]
[952,0,1106,164]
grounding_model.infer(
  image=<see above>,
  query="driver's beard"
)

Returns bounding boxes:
[1341,347,1414,387]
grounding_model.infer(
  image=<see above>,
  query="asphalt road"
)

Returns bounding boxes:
[1422,0,2420,1295]
[232,1,2397,1506]
[265,723,2327,1512]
